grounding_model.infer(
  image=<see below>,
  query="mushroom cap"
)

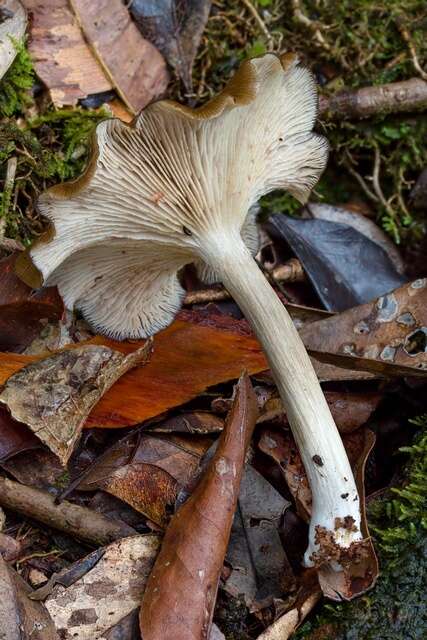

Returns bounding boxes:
[24,53,328,339]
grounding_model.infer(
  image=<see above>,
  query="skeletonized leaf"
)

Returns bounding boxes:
[0,0,26,81]
[130,0,211,91]
[140,373,259,640]
[267,214,406,311]
[0,342,151,463]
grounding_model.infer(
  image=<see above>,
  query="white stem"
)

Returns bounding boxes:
[199,233,362,566]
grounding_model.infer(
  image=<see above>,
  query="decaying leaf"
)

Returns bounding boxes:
[213,386,382,433]
[69,0,169,113]
[267,214,406,311]
[22,0,112,106]
[0,0,27,81]
[22,0,168,111]
[75,432,210,526]
[36,535,159,640]
[130,0,211,91]
[0,555,58,640]
[0,342,152,463]
[225,464,291,611]
[0,405,40,462]
[301,279,427,376]
[0,254,64,353]
[304,203,405,274]
[140,373,259,640]
[150,410,224,434]
[259,427,378,600]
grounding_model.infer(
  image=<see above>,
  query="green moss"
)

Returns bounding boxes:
[0,108,108,242]
[296,418,427,640]
[0,39,35,117]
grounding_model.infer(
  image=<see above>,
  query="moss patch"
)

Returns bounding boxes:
[296,417,427,640]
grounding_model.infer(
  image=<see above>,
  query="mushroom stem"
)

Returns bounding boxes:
[199,233,362,566]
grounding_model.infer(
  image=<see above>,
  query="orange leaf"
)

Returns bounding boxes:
[0,319,267,428]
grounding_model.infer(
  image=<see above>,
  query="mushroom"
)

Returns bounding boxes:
[18,53,365,576]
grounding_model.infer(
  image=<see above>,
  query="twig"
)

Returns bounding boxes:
[0,476,137,545]
[0,156,17,241]
[371,145,395,218]
[240,0,272,47]
[291,0,331,51]
[343,150,379,203]
[396,18,427,81]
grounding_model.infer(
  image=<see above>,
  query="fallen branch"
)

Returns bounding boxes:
[0,476,137,545]
[320,78,427,120]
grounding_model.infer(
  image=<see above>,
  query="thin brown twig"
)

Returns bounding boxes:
[397,18,427,81]
[371,144,395,218]
[343,150,379,203]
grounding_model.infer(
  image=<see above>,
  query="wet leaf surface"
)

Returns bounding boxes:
[267,214,406,312]
[139,373,259,640]
[0,254,64,353]
[130,0,211,91]
[0,405,40,462]
[0,343,152,463]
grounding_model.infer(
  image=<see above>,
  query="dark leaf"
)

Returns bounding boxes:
[225,464,292,611]
[0,406,40,462]
[0,254,64,353]
[0,556,58,639]
[139,373,259,640]
[266,214,406,311]
[130,0,212,91]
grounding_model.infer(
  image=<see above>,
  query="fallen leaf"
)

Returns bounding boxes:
[130,0,211,91]
[0,0,27,81]
[75,432,210,526]
[0,405,40,462]
[0,254,64,353]
[300,279,427,376]
[139,373,259,640]
[22,0,112,106]
[266,214,406,311]
[225,464,292,611]
[35,535,159,640]
[0,342,152,463]
[0,555,58,639]
[2,448,65,491]
[305,203,405,274]
[149,410,224,434]
[69,0,169,113]
[213,386,382,433]
[259,427,378,600]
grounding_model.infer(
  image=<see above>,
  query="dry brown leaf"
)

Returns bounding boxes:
[0,342,151,463]
[301,279,427,376]
[139,373,259,640]
[0,556,58,639]
[256,590,321,640]
[37,535,159,640]
[0,0,27,80]
[76,433,210,526]
[22,0,112,106]
[70,0,169,113]
[259,427,378,600]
